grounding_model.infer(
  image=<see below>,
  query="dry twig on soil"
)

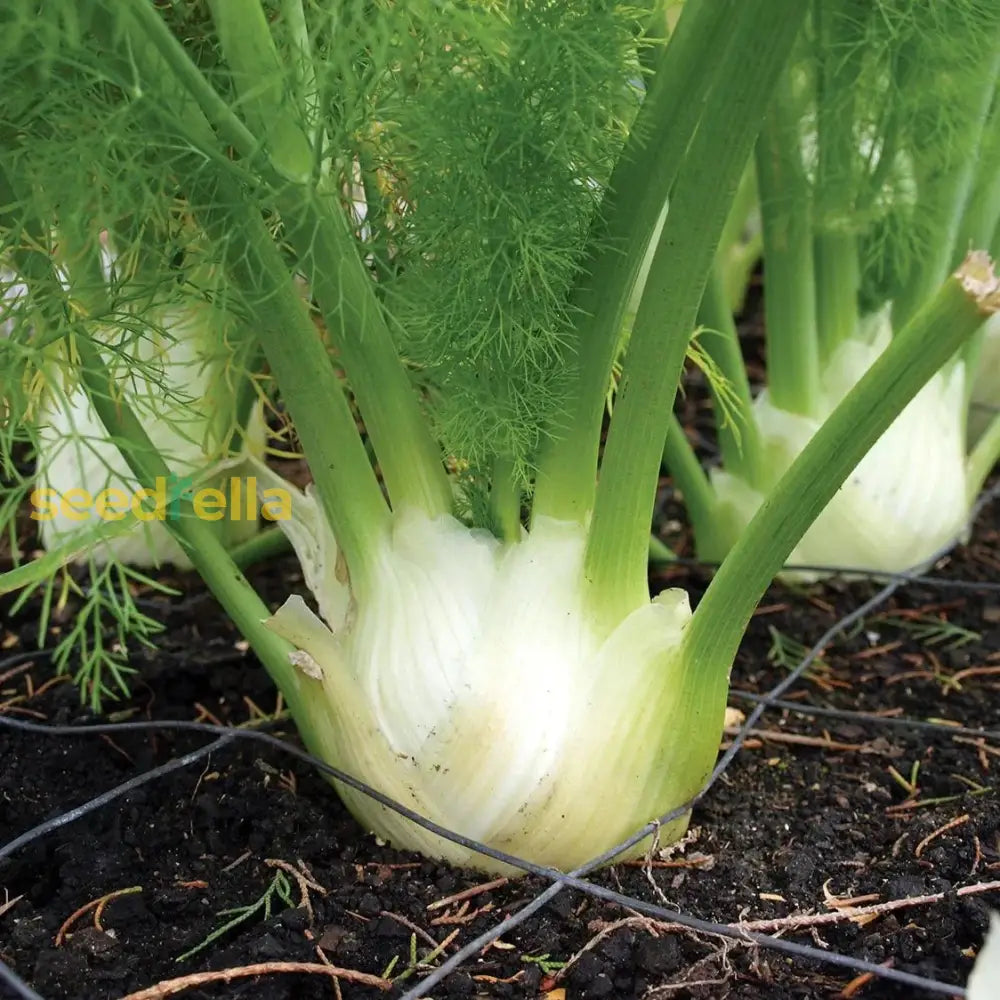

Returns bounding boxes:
[117,961,392,999]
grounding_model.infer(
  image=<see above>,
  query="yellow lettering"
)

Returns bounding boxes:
[95,488,128,521]
[61,488,91,522]
[29,488,58,522]
[193,488,226,521]
[229,477,242,521]
[132,478,167,522]
[244,476,257,522]
[261,488,292,522]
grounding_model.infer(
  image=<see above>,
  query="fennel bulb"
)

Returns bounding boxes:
[970,313,1000,442]
[710,312,969,580]
[969,913,1000,1000]
[263,484,706,871]
[36,302,266,568]
[1,267,27,338]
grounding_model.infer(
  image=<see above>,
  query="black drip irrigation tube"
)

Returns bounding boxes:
[0,486,997,999]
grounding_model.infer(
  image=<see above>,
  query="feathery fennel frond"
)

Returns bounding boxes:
[8,556,172,711]
[806,0,1000,305]
[372,1,645,478]
[3,0,644,500]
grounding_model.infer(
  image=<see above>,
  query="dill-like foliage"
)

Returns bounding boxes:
[2,0,643,486]
[802,0,1000,305]
[0,0,650,699]
[374,2,643,480]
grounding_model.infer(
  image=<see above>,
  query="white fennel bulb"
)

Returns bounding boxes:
[36,302,266,568]
[262,483,710,871]
[1,267,28,338]
[970,312,1000,442]
[711,311,969,579]
[969,913,1000,1000]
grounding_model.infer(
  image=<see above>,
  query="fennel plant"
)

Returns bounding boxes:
[32,231,267,569]
[661,0,1000,578]
[0,205,266,702]
[1,0,997,871]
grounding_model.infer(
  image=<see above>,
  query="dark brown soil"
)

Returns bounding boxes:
[1,490,998,1000]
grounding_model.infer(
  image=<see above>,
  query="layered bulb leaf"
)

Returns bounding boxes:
[711,311,969,580]
[969,913,1000,1000]
[970,313,1000,443]
[262,483,721,872]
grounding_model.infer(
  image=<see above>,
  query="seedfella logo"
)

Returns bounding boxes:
[30,475,292,523]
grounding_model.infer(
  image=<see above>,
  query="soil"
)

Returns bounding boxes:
[0,489,998,1000]
[2,274,999,999]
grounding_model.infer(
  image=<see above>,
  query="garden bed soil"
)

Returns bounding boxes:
[1,492,998,1000]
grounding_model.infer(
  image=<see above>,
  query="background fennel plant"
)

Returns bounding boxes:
[0,0,997,871]
[661,0,1000,577]
[0,194,268,702]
